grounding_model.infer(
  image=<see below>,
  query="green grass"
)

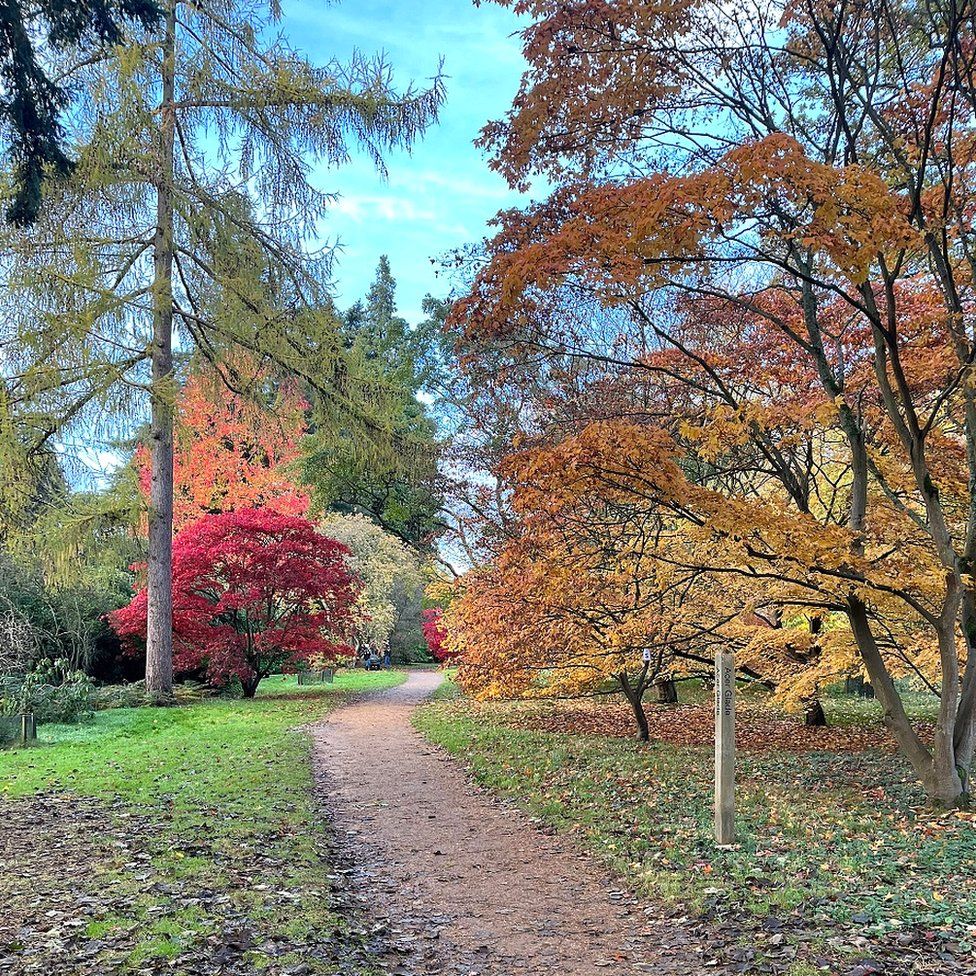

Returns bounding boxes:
[822,689,941,726]
[0,668,405,972]
[415,689,976,966]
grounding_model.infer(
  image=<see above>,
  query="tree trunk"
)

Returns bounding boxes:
[922,763,967,808]
[955,593,976,776]
[145,2,177,702]
[804,699,827,727]
[847,595,969,806]
[931,605,967,807]
[630,695,649,741]
[242,676,260,699]
[618,671,649,742]
[655,677,678,704]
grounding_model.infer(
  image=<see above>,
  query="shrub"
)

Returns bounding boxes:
[0,658,97,724]
[0,555,136,681]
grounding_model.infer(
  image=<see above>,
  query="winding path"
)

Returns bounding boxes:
[312,670,706,975]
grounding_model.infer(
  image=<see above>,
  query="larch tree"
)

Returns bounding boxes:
[2,0,443,700]
[453,0,976,805]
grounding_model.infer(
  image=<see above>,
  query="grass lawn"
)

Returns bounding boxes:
[0,668,405,974]
[415,684,976,974]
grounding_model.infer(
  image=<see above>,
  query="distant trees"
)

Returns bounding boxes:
[110,509,359,697]
[303,257,444,549]
[320,512,425,658]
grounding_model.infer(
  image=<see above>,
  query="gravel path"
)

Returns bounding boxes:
[312,670,707,975]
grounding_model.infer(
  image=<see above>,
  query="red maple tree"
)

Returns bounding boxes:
[421,607,455,663]
[110,509,360,696]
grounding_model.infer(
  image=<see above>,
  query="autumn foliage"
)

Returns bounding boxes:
[445,0,976,805]
[421,607,454,662]
[110,509,359,696]
[137,368,310,531]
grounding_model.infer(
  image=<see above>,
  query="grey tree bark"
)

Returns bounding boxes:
[145,1,177,701]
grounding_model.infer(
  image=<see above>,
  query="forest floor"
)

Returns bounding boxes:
[3,670,974,976]
[415,684,976,976]
[0,670,404,976]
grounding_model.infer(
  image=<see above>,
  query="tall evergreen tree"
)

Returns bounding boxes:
[2,3,443,698]
[0,0,160,224]
[303,257,444,548]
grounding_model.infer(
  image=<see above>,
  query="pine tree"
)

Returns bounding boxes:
[0,0,160,224]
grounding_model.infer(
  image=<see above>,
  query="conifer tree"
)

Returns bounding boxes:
[302,256,443,548]
[0,0,160,224]
[2,1,443,698]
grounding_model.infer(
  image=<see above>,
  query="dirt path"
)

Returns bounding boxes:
[312,670,707,975]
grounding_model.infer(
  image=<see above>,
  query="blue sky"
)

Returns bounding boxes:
[283,0,529,323]
[71,1,526,483]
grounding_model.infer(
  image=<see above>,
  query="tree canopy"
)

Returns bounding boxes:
[302,257,444,549]
[0,0,160,224]
[110,508,360,696]
[442,0,976,806]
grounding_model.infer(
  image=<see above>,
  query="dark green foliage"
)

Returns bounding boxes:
[0,552,138,681]
[303,257,444,548]
[0,658,97,723]
[0,0,160,224]
[389,586,431,663]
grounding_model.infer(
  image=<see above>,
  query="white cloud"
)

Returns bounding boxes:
[390,169,514,203]
[329,194,438,224]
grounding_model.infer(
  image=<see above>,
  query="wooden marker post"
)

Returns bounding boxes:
[20,713,36,745]
[714,649,735,845]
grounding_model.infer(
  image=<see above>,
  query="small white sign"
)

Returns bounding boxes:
[642,648,652,663]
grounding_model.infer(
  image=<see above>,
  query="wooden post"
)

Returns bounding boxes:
[714,649,735,845]
[20,713,36,744]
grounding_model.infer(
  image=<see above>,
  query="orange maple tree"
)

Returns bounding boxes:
[450,0,976,805]
[447,505,739,739]
[136,367,310,530]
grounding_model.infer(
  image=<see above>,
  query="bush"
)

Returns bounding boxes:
[93,681,149,710]
[392,642,433,665]
[0,555,138,681]
[0,659,97,724]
